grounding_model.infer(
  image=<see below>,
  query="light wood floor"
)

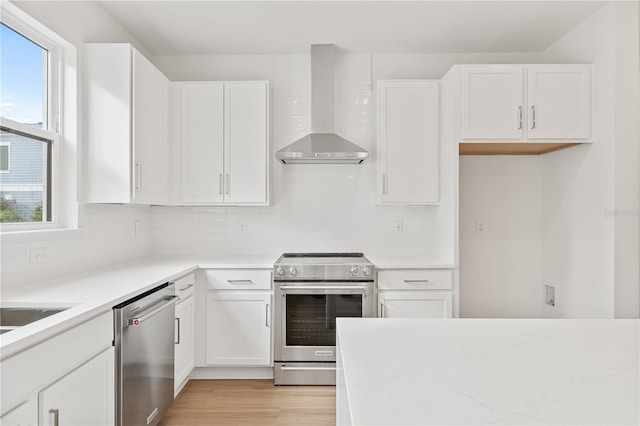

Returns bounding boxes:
[159,380,336,426]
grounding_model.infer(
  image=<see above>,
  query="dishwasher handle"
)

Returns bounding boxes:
[128,296,178,326]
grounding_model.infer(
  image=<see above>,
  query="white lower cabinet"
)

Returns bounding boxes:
[1,311,113,426]
[38,348,114,426]
[174,294,195,394]
[378,292,453,318]
[206,292,272,366]
[377,269,455,319]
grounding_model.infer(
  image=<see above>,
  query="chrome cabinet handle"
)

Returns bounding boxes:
[531,105,536,129]
[518,106,523,129]
[49,409,59,426]
[380,303,385,318]
[175,317,180,344]
[403,279,432,284]
[180,283,194,291]
[225,173,230,195]
[218,174,223,195]
[128,296,178,325]
[265,303,270,327]
[227,279,253,284]
[382,173,387,195]
[135,163,142,190]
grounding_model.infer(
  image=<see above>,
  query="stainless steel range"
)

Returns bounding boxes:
[273,253,375,385]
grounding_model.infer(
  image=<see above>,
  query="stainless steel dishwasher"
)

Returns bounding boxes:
[114,282,177,426]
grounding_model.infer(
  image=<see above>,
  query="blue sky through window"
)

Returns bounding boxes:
[0,22,46,126]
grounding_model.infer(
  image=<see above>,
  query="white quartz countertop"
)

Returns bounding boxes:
[0,254,278,359]
[366,254,455,269]
[336,318,639,426]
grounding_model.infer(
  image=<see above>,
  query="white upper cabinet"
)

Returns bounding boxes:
[377,80,439,205]
[462,66,524,140]
[176,81,269,206]
[224,83,269,204]
[84,43,170,204]
[181,83,225,204]
[460,64,592,143]
[527,65,591,140]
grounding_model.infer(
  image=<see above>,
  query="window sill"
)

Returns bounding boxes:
[0,224,82,243]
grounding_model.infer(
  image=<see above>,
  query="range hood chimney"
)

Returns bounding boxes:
[276,45,369,164]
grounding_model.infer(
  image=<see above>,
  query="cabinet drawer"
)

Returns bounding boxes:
[205,270,271,290]
[174,273,195,300]
[377,269,452,290]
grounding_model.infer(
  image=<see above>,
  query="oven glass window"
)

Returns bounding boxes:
[285,294,362,346]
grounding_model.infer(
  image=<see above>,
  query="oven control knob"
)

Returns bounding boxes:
[276,267,284,276]
[289,267,298,276]
[362,267,372,276]
[350,266,359,276]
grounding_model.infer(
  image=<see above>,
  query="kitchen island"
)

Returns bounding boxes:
[336,318,639,425]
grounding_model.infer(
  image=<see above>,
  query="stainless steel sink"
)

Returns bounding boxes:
[0,307,70,334]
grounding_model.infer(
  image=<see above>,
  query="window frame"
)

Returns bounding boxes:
[0,6,62,231]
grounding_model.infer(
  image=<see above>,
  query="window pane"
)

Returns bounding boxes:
[0,130,50,223]
[0,145,8,171]
[0,23,48,128]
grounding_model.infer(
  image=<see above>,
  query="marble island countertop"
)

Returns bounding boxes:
[336,318,639,426]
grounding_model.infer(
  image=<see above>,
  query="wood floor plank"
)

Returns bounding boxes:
[159,380,336,426]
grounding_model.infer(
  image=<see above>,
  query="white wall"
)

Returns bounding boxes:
[540,2,639,318]
[459,156,552,318]
[458,2,639,319]
[1,1,154,289]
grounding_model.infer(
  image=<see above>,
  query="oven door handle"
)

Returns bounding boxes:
[279,366,337,372]
[278,285,368,291]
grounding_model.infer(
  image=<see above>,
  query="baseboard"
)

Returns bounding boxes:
[188,366,274,380]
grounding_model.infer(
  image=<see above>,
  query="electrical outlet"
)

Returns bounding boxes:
[393,221,403,233]
[239,220,247,233]
[545,283,556,307]
[475,220,486,234]
[29,247,48,264]
[134,220,142,236]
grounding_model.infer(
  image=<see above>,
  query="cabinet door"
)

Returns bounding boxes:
[84,44,132,203]
[181,83,225,204]
[39,348,114,426]
[224,82,269,204]
[377,81,439,204]
[378,292,452,319]
[1,398,37,426]
[132,50,170,204]
[527,65,591,140]
[462,66,524,140]
[206,292,271,366]
[174,296,195,395]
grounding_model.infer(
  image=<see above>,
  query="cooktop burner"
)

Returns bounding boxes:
[274,252,374,281]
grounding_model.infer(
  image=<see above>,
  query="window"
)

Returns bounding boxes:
[0,18,59,225]
[0,143,9,172]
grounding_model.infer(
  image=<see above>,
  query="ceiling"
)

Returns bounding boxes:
[98,1,606,56]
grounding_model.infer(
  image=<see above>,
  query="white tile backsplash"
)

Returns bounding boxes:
[151,53,453,260]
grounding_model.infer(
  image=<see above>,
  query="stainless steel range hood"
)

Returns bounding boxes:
[276,45,369,164]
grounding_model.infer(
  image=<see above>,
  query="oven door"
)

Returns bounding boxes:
[274,282,373,363]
